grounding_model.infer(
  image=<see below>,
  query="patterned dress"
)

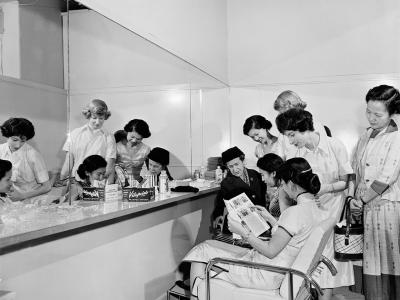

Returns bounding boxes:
[352,118,400,300]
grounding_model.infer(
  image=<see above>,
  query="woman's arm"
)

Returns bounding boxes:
[105,158,115,183]
[9,180,52,201]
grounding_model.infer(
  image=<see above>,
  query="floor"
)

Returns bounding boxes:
[333,287,364,300]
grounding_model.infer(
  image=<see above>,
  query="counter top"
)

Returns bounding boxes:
[0,186,219,254]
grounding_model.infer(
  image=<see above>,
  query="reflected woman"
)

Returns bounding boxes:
[143,147,173,181]
[60,99,116,182]
[0,118,51,201]
[0,159,13,205]
[116,119,151,182]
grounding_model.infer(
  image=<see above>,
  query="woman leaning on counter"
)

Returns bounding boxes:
[349,85,400,300]
[60,99,116,182]
[0,118,51,201]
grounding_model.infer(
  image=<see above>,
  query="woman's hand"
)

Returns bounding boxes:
[9,190,26,201]
[350,198,363,210]
[255,205,276,225]
[227,215,248,237]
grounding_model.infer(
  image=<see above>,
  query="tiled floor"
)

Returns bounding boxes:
[333,287,364,300]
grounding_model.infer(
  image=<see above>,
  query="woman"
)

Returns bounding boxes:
[60,99,116,182]
[143,147,173,181]
[272,90,332,160]
[116,119,151,182]
[183,157,324,299]
[0,118,51,201]
[0,159,13,206]
[211,146,265,228]
[256,153,284,218]
[243,115,278,159]
[349,85,400,300]
[276,108,354,300]
[66,155,107,202]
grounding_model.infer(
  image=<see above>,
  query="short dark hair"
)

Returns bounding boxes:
[0,118,35,140]
[114,130,127,143]
[257,153,283,173]
[275,108,314,134]
[0,159,12,181]
[366,85,400,116]
[77,155,107,180]
[276,157,321,195]
[124,119,151,139]
[243,115,272,135]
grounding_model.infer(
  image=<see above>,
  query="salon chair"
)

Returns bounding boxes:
[198,217,337,300]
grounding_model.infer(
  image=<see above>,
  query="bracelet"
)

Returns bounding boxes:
[345,196,354,202]
[331,183,335,192]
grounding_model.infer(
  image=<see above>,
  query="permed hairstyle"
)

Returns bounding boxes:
[366,85,400,116]
[77,155,107,181]
[275,108,314,134]
[123,119,151,139]
[114,130,127,144]
[257,153,284,173]
[276,157,321,195]
[0,118,35,140]
[243,115,273,135]
[273,90,307,112]
[0,159,12,181]
[82,99,111,120]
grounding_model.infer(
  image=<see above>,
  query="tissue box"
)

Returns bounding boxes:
[122,187,155,202]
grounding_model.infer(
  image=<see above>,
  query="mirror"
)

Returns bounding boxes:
[64,0,229,182]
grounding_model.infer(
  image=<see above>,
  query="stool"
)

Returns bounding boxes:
[167,282,190,300]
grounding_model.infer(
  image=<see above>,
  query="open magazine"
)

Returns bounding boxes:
[224,192,271,239]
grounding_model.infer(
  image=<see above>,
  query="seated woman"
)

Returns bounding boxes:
[66,155,107,202]
[116,119,151,182]
[0,118,51,201]
[212,146,265,230]
[183,157,325,298]
[0,159,13,206]
[243,115,278,159]
[256,153,285,218]
[142,147,173,182]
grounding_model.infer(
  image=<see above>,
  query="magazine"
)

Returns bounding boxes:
[224,192,271,239]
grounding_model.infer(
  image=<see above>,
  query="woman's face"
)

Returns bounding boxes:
[226,157,245,178]
[366,100,391,131]
[259,169,276,187]
[7,136,26,152]
[127,130,143,146]
[248,128,268,144]
[87,167,106,182]
[88,115,105,130]
[148,159,163,175]
[0,170,12,193]
[284,130,308,148]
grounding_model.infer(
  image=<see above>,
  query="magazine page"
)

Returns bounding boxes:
[224,192,270,238]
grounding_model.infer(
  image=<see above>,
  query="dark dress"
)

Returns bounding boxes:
[211,168,266,232]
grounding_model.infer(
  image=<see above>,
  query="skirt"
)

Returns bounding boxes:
[363,199,400,300]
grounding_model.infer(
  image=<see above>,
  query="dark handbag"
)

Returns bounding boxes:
[334,197,363,261]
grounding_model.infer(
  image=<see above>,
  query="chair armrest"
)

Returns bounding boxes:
[205,257,323,300]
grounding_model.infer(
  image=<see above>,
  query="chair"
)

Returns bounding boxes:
[197,217,337,300]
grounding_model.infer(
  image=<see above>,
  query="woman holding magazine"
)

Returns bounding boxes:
[182,157,327,299]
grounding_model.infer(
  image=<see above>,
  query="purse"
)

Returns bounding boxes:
[334,197,363,261]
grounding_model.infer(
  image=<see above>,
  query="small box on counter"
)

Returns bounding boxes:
[105,184,120,202]
[122,187,155,202]
[82,187,105,201]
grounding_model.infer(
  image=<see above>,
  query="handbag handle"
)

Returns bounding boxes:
[338,197,353,240]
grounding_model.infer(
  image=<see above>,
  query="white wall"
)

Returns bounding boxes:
[77,0,228,84]
[227,0,400,167]
[0,76,68,171]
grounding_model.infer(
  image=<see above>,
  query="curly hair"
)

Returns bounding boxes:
[275,108,314,134]
[82,99,111,120]
[0,118,35,140]
[243,115,273,135]
[123,119,151,139]
[274,90,307,112]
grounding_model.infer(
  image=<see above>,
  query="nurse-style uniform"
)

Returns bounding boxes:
[288,128,354,289]
[64,124,116,178]
[0,143,49,195]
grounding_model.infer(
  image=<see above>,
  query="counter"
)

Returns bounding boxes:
[0,186,219,300]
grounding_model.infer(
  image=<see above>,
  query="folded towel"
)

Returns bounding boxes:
[171,186,199,193]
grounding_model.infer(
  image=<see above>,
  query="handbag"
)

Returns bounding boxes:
[334,197,363,261]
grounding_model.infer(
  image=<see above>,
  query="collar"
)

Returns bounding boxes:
[304,130,330,156]
[83,123,105,134]
[367,118,398,138]
[296,192,315,204]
